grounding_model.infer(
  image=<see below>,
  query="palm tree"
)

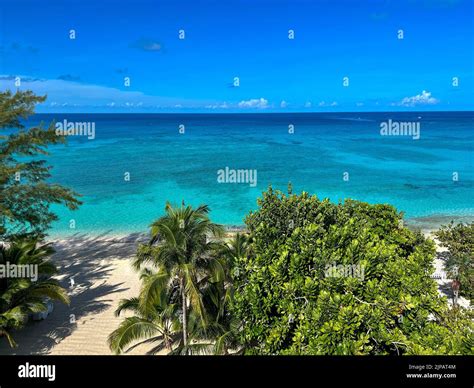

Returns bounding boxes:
[173,233,249,355]
[0,238,70,347]
[208,233,250,355]
[221,232,251,278]
[133,202,224,349]
[108,269,181,354]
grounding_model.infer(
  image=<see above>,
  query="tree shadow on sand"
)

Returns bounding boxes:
[0,231,147,355]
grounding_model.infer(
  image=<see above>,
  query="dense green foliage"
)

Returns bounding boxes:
[0,91,76,347]
[0,239,70,347]
[110,192,473,356]
[435,222,474,302]
[0,90,81,238]
[232,187,473,355]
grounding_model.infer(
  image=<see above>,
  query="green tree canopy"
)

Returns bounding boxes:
[232,187,473,355]
[0,90,81,238]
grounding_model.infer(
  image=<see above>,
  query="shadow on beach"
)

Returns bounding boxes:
[0,231,146,355]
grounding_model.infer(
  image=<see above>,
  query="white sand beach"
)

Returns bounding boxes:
[0,232,165,355]
[425,233,471,309]
[0,231,469,356]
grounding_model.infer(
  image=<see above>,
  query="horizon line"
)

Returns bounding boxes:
[32,110,474,115]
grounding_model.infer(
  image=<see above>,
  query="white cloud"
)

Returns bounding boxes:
[238,98,269,109]
[0,74,201,110]
[49,101,71,107]
[280,100,288,108]
[205,102,230,109]
[125,102,143,107]
[304,101,312,108]
[397,90,439,107]
[130,39,162,52]
[318,101,338,107]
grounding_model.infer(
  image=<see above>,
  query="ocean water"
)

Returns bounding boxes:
[23,112,474,236]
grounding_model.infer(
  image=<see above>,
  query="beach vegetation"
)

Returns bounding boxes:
[435,222,474,302]
[0,239,70,347]
[0,90,81,239]
[231,187,474,355]
[108,271,181,354]
[110,202,242,354]
[109,190,473,355]
[0,91,76,348]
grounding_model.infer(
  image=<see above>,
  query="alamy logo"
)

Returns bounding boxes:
[217,167,257,187]
[0,263,38,281]
[18,363,56,382]
[55,119,96,140]
[380,119,420,140]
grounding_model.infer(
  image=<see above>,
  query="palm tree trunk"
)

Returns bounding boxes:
[180,277,188,348]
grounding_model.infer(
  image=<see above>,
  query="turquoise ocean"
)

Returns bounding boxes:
[26,112,473,236]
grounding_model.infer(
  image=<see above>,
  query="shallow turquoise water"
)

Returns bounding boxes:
[23,112,473,236]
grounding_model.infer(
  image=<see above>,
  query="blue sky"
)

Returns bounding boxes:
[0,0,472,112]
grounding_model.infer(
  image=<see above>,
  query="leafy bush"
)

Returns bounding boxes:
[435,222,474,302]
[232,187,473,355]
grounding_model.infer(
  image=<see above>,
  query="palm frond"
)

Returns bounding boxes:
[108,317,162,354]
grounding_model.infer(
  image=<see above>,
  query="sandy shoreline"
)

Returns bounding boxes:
[0,232,159,355]
[0,229,470,355]
[44,214,474,241]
